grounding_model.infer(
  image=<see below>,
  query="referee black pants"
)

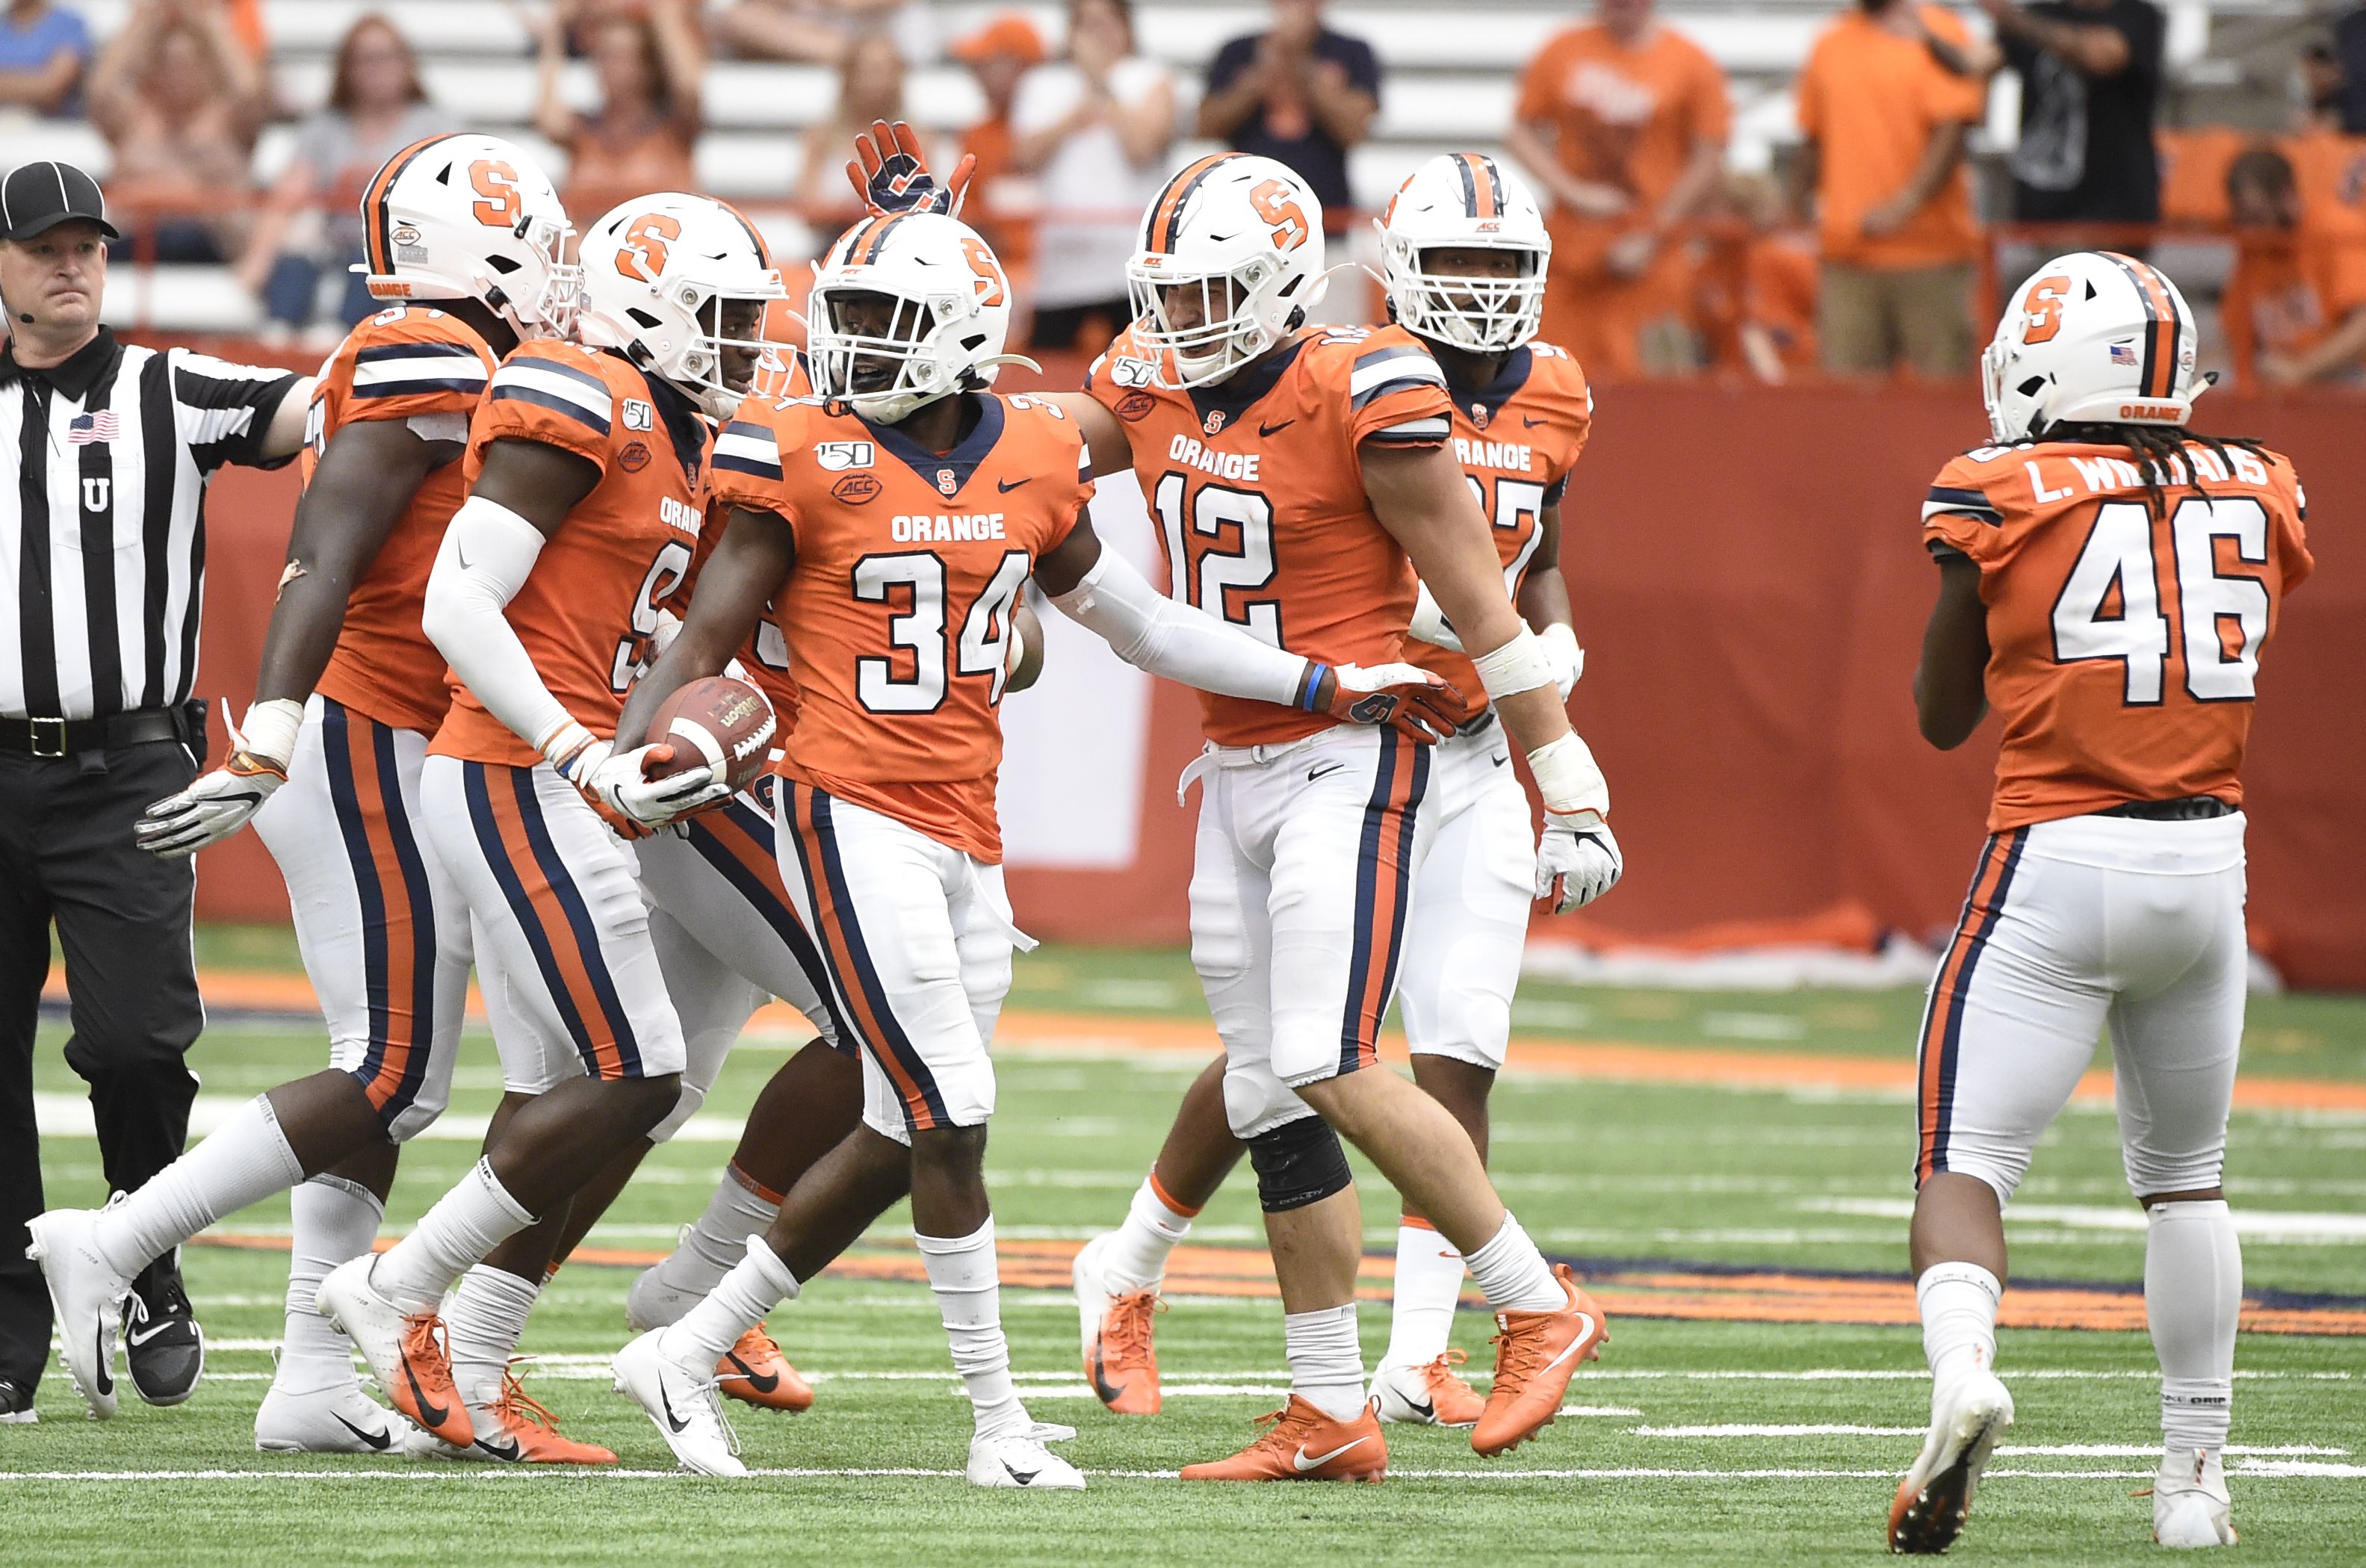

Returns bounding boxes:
[0,739,203,1395]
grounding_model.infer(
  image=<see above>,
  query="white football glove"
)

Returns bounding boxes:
[1319,661,1466,742]
[546,720,731,834]
[1540,622,1585,700]
[1536,813,1622,913]
[134,698,303,858]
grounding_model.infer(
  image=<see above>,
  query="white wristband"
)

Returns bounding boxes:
[1526,730,1609,822]
[1471,624,1553,703]
[234,698,305,768]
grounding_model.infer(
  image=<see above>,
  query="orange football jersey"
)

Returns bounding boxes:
[1922,439,2313,831]
[303,305,498,734]
[1085,322,1454,746]
[687,350,812,733]
[430,341,713,766]
[1404,340,1594,721]
[706,391,1094,864]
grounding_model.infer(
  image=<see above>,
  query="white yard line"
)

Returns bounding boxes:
[1,1463,2351,1482]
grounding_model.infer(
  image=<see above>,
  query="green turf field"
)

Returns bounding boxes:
[7,935,2362,1566]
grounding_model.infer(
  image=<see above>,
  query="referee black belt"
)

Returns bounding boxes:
[2098,796,2238,822]
[0,706,191,758]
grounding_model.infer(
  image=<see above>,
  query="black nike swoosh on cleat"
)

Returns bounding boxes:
[997,476,1030,492]
[474,1436,522,1462]
[725,1351,779,1395]
[333,1413,394,1451]
[93,1324,113,1397]
[1003,1460,1041,1486]
[1406,1397,1435,1421]
[657,1383,692,1435]
[401,1359,449,1431]
[1087,1348,1127,1408]
[1259,419,1296,438]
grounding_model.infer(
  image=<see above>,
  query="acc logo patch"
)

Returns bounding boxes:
[935,468,961,496]
[815,440,874,471]
[1113,389,1156,422]
[832,473,882,503]
[391,223,428,264]
[622,399,655,433]
[617,440,651,472]
[1108,356,1160,389]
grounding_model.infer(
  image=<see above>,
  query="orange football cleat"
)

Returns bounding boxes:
[1471,1265,1608,1457]
[391,1313,475,1449]
[717,1325,814,1413]
[1387,1350,1486,1428]
[1086,1289,1163,1416]
[478,1371,617,1464]
[1179,1394,1387,1483]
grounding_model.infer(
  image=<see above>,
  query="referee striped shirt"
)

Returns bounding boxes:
[0,328,299,722]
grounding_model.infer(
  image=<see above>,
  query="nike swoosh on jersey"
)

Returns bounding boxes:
[333,1413,393,1451]
[1294,1436,1371,1471]
[997,476,1031,492]
[1522,415,1546,427]
[1260,419,1296,437]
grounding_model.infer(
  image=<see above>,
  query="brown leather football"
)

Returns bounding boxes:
[644,675,778,793]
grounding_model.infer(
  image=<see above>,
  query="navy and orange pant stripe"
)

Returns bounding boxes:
[1915,828,2029,1184]
[681,787,846,1053]
[1337,727,1432,1077]
[459,760,645,1080]
[778,779,950,1132]
[320,698,441,1128]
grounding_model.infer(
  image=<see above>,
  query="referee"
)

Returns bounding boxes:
[0,163,309,1422]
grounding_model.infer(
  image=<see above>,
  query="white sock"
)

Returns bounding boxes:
[1463,1212,1564,1313]
[649,1168,783,1318]
[916,1218,1027,1440]
[276,1175,382,1394]
[2146,1200,2240,1452]
[93,1094,306,1277]
[444,1265,542,1413]
[1381,1221,1465,1371]
[1917,1260,2003,1386]
[371,1158,536,1314]
[1097,1174,1196,1294]
[1284,1304,1367,1422]
[665,1236,799,1367]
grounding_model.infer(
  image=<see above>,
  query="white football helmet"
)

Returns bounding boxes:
[1983,250,2205,444]
[1377,153,1551,353]
[1126,153,1325,388]
[577,193,786,418]
[356,132,576,337]
[808,211,1028,423]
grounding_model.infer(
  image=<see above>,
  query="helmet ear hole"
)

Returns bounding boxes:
[484,255,519,275]
[2018,375,2047,397]
[628,307,664,330]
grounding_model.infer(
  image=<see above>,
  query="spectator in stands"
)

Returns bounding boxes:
[1700,171,1820,383]
[714,0,934,67]
[1506,0,1730,379]
[2223,145,2366,385]
[537,0,704,220]
[2337,9,2366,135]
[0,0,91,116]
[1198,0,1378,230]
[796,31,908,227]
[950,13,1046,278]
[1793,0,1987,378]
[87,0,268,264]
[1941,0,2164,232]
[238,13,451,339]
[1013,0,1176,350]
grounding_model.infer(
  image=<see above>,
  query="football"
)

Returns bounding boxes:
[643,675,777,795]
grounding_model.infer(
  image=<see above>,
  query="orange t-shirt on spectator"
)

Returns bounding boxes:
[1744,234,1821,367]
[2223,231,2366,379]
[1514,22,1731,276]
[961,114,1034,271]
[2157,125,2252,228]
[1796,5,1986,270]
[563,109,699,220]
[2282,127,2366,240]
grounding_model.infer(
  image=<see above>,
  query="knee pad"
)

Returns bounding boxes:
[1246,1114,1353,1213]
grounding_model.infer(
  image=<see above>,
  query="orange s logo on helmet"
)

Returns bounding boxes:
[1250,179,1311,252]
[2021,274,2072,344]
[616,213,681,283]
[468,160,521,228]
[959,237,1006,308]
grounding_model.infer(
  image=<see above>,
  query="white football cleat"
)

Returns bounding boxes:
[312,1256,474,1449]
[23,1206,134,1420]
[613,1329,745,1478]
[967,1428,1086,1490]
[255,1378,426,1455]
[1888,1369,2014,1554]
[2154,1448,2236,1549]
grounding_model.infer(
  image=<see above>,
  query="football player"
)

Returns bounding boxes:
[302,192,781,1459]
[604,209,1455,1486]
[1889,253,2311,1554]
[1065,152,1597,1431]
[34,134,571,1450]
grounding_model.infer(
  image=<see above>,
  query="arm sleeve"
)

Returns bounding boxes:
[421,495,575,752]
[172,350,305,472]
[1048,545,1314,708]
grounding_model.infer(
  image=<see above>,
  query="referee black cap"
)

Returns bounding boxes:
[0,161,120,243]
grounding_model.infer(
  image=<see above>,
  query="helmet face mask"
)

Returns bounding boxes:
[1126,154,1325,389]
[805,213,1018,424]
[1376,153,1551,354]
[356,134,578,338]
[1981,251,2204,445]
